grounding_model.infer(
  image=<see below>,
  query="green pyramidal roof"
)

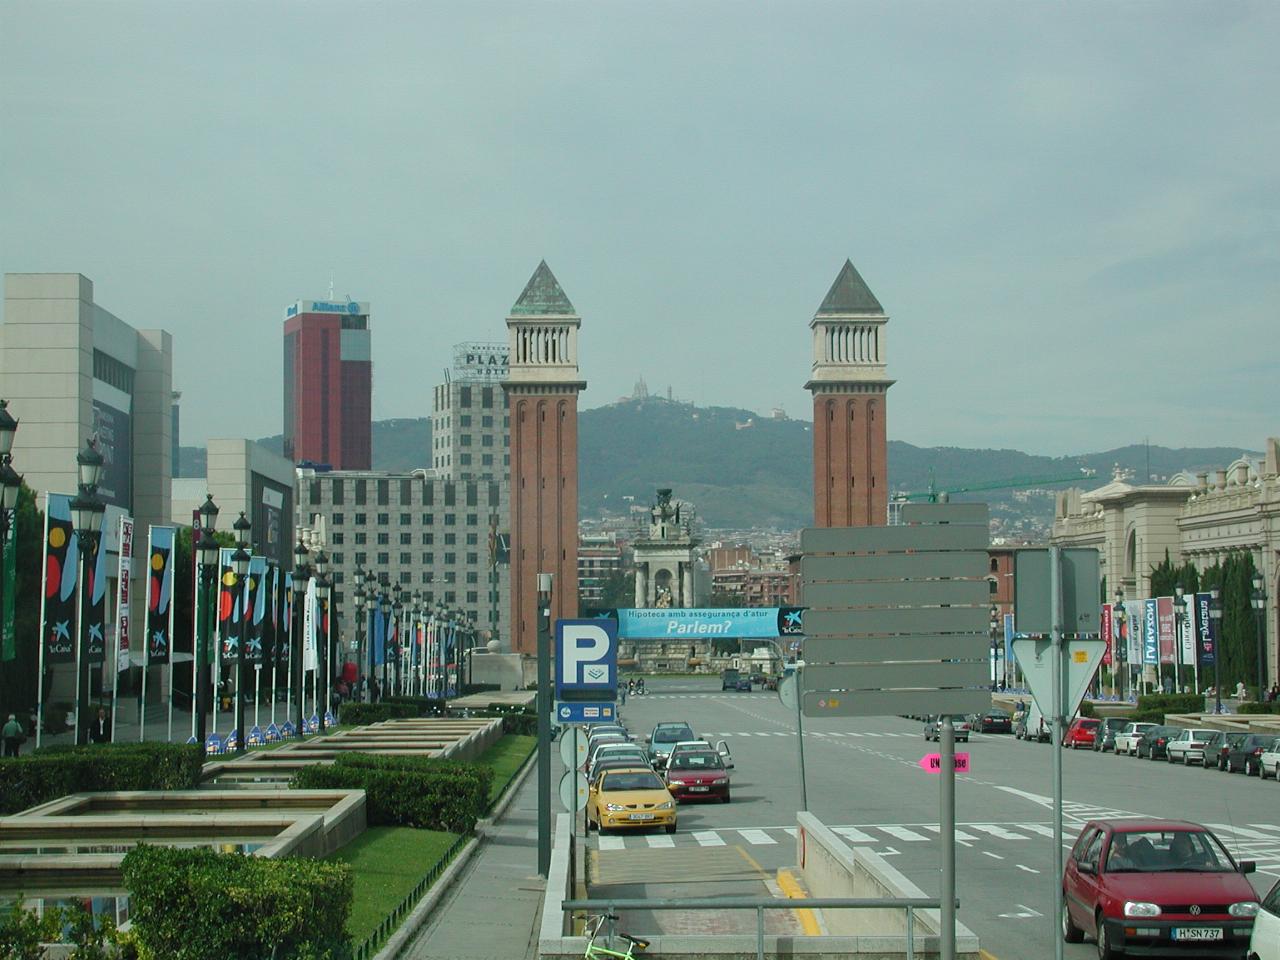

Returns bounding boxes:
[817,259,883,315]
[510,260,576,316]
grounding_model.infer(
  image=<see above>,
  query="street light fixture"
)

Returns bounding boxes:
[71,438,105,746]
[1113,589,1128,702]
[1209,587,1223,715]
[0,402,21,684]
[292,538,311,735]
[194,494,220,745]
[315,571,331,729]
[0,400,18,457]
[230,512,251,754]
[1251,571,1267,699]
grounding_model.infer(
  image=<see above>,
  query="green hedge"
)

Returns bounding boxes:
[1237,702,1280,714]
[378,695,445,716]
[1129,710,1167,724]
[290,753,490,833]
[469,707,536,735]
[121,845,352,960]
[0,742,204,815]
[339,702,418,725]
[1136,693,1204,715]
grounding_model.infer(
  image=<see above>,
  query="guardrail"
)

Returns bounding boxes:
[561,895,959,960]
[353,832,470,960]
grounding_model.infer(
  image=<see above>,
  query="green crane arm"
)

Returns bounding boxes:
[892,471,1097,503]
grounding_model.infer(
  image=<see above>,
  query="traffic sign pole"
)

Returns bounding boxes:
[536,574,553,878]
[1051,546,1065,960]
[941,716,956,960]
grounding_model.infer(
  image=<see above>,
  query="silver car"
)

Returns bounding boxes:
[1113,722,1156,756]
[1165,728,1215,765]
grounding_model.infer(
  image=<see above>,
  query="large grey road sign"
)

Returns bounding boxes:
[1013,548,1100,635]
[800,503,992,719]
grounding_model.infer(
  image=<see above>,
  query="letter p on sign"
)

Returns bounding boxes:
[555,619,618,697]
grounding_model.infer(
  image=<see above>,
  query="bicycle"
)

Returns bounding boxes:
[583,914,649,958]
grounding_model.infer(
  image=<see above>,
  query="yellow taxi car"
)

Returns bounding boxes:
[586,766,677,834]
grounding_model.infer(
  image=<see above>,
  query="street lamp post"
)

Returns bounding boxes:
[1209,588,1223,715]
[1251,572,1267,700]
[989,604,999,691]
[194,495,220,744]
[0,401,22,677]
[1174,586,1187,695]
[315,567,331,731]
[71,439,105,746]
[377,582,390,700]
[1113,590,1128,703]
[391,585,404,696]
[291,538,311,735]
[231,512,251,754]
[536,572,553,877]
[353,578,366,701]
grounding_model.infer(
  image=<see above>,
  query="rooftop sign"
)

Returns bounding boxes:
[452,341,509,381]
[285,300,369,319]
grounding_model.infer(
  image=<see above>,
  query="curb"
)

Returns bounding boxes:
[372,747,539,960]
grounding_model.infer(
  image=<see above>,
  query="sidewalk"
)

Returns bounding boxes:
[400,767,545,960]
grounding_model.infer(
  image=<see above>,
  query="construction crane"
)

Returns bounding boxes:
[891,469,1097,504]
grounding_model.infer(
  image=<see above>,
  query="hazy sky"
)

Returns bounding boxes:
[2,1,1276,456]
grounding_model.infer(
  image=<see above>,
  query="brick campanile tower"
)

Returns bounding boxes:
[806,260,895,527]
[503,261,585,654]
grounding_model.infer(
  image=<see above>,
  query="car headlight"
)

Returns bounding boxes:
[1123,902,1161,918]
[605,803,625,812]
[712,777,728,784]
[1228,902,1259,917]
[657,801,674,810]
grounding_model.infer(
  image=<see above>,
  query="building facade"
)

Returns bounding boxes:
[432,343,510,481]
[504,262,584,654]
[296,469,510,654]
[578,534,623,608]
[282,299,372,469]
[633,489,701,608]
[806,260,893,527]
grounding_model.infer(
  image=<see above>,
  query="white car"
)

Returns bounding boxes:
[1113,722,1157,757]
[586,742,649,776]
[1259,737,1280,780]
[1250,878,1280,959]
[1165,728,1215,765]
[664,739,734,772]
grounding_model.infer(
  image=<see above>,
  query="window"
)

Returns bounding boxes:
[332,513,344,526]
[444,553,456,565]
[400,532,411,545]
[377,552,390,564]
[421,513,433,525]
[377,513,389,525]
[422,552,434,564]
[460,454,472,465]
[482,434,493,447]
[355,552,367,566]
[466,485,478,507]
[481,415,493,427]
[400,479,412,506]
[332,553,343,564]
[482,454,493,466]
[466,571,478,584]
[355,532,367,545]
[400,571,412,585]
[422,533,433,545]
[376,479,389,505]
[460,415,471,427]
[444,484,456,507]
[377,532,389,545]
[444,533,456,545]
[444,514,456,526]
[460,386,471,407]
[355,479,367,505]
[309,480,320,505]
[423,483,434,506]
[466,513,478,526]
[466,533,478,545]
[332,533,344,545]
[355,513,367,525]
[445,591,456,604]
[331,479,345,505]
[424,590,435,603]
[481,386,493,408]
[460,435,472,446]
[400,513,411,525]
[400,552,412,565]
[466,553,478,564]
[467,591,478,603]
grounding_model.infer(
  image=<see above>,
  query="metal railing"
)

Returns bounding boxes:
[352,832,470,960]
[562,896,958,960]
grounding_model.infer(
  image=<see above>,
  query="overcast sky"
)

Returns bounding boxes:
[2,1,1276,456]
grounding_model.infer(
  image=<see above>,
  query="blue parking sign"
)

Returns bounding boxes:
[555,619,618,699]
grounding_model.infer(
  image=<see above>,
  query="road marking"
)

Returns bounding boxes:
[995,905,1042,920]
[862,732,883,737]
[776,867,822,936]
[1207,823,1276,841]
[921,824,978,842]
[646,835,674,848]
[982,851,1004,860]
[1018,823,1057,838]
[879,826,929,842]
[738,829,777,845]
[1016,864,1039,874]
[784,827,798,837]
[597,836,625,850]
[969,824,1028,840]
[692,830,725,846]
[834,826,877,843]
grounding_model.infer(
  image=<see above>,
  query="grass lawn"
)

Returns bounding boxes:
[474,734,536,805]
[326,826,462,943]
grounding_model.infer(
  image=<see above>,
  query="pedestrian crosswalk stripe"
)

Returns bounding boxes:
[1249,824,1280,834]
[1018,824,1057,838]
[969,824,1026,840]
[862,732,883,737]
[647,835,675,848]
[598,836,625,850]
[1208,823,1275,841]
[693,830,725,846]
[834,826,877,843]
[922,824,978,842]
[738,829,776,845]
[879,826,929,842]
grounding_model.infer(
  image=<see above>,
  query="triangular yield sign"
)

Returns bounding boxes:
[1011,637,1107,720]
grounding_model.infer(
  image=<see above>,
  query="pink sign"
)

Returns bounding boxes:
[919,753,970,773]
[1100,603,1113,666]
[1157,596,1176,665]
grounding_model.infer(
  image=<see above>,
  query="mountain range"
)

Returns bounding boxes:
[179,398,1257,534]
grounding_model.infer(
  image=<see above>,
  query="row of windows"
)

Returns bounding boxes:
[312,478,501,508]
[330,512,488,527]
[342,550,482,567]
[93,349,136,395]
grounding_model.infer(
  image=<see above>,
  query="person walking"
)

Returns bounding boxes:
[87,706,111,744]
[2,713,26,756]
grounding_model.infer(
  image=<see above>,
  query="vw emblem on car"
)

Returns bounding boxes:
[1189,904,1201,915]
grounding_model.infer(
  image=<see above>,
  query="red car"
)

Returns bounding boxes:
[1062,819,1260,958]
[663,749,731,803]
[1064,717,1101,749]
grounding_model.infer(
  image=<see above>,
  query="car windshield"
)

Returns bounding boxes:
[654,727,694,743]
[670,752,724,770]
[1106,830,1235,873]
[602,772,666,792]
[597,747,645,762]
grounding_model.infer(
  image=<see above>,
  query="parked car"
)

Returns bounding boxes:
[763,675,779,691]
[924,715,972,742]
[749,672,767,685]
[1136,725,1183,760]
[587,766,677,834]
[586,743,650,777]
[663,749,731,803]
[1062,818,1259,958]
[1093,718,1130,753]
[1114,722,1157,757]
[1250,877,1280,959]
[646,722,696,766]
[1015,701,1050,743]
[736,676,753,691]
[1203,731,1249,771]
[1065,717,1101,749]
[1226,734,1276,776]
[1164,728,1215,765]
[974,709,1013,734]
[720,668,740,691]
[1259,738,1280,780]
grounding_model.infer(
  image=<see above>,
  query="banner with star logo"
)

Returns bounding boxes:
[83,509,110,663]
[146,526,176,665]
[40,493,78,664]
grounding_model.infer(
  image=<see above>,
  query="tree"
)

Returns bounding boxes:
[595,568,636,610]
[1148,549,1200,598]
[1201,551,1259,695]
[0,485,45,723]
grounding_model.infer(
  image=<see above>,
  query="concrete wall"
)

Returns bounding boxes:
[468,652,525,691]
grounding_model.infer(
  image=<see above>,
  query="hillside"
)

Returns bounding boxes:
[178,398,1257,533]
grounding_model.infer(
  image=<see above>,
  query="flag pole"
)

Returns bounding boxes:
[36,493,51,750]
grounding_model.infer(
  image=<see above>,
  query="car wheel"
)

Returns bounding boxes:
[1096,911,1119,959]
[722,792,731,804]
[1167,752,1175,763]
[1247,759,1259,776]
[1062,895,1084,943]
[665,823,676,835]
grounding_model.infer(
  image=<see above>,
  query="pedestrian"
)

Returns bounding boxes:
[87,706,111,744]
[1268,683,1279,703]
[2,713,26,756]
[1233,681,1248,701]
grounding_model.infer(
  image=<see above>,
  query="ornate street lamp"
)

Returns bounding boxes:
[1209,587,1223,715]
[1251,571,1267,699]
[194,494,220,744]
[71,438,105,746]
[231,512,251,753]
[315,571,331,729]
[0,401,21,679]
[291,538,311,735]
[1113,589,1128,702]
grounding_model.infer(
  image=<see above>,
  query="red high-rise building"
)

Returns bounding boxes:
[806,260,894,527]
[504,262,584,654]
[283,299,372,469]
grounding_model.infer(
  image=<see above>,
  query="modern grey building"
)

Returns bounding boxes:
[296,470,511,654]
[431,343,510,481]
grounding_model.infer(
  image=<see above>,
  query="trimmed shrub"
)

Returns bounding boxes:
[1077,701,1096,719]
[0,742,204,815]
[1237,702,1280,715]
[338,702,417,726]
[378,695,445,717]
[1129,710,1166,724]
[291,753,489,833]
[1136,693,1204,715]
[121,845,352,960]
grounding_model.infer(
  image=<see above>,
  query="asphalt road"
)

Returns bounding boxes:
[578,677,1279,959]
